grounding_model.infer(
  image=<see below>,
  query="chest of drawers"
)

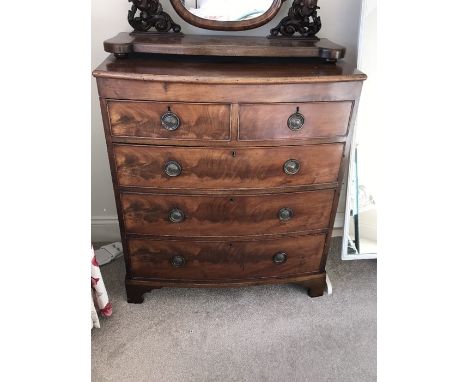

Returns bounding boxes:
[93,55,366,303]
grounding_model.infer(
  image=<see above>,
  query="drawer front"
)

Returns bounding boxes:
[128,234,325,280]
[239,101,352,141]
[121,190,334,237]
[108,101,231,141]
[114,144,343,189]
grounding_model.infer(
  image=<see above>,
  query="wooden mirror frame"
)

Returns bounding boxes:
[169,0,287,31]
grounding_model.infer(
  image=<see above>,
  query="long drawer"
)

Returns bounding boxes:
[108,101,231,141]
[121,189,334,237]
[113,143,344,190]
[239,101,352,141]
[128,234,326,280]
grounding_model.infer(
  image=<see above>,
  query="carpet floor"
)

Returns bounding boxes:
[92,237,376,382]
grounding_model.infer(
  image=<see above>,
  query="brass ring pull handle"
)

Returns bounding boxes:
[278,207,294,222]
[161,111,180,131]
[287,109,305,131]
[164,160,182,177]
[283,159,300,175]
[273,252,288,265]
[169,208,185,223]
[170,255,186,267]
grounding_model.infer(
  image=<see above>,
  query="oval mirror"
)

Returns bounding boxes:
[170,0,286,31]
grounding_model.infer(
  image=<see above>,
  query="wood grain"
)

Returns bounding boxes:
[121,189,334,237]
[103,32,346,59]
[97,79,363,103]
[113,143,344,190]
[128,234,326,280]
[108,101,231,141]
[109,135,347,148]
[239,101,352,140]
[93,55,366,85]
[94,53,366,300]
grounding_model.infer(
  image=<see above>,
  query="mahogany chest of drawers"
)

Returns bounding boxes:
[93,55,366,303]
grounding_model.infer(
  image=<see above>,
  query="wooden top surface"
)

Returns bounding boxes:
[93,54,366,85]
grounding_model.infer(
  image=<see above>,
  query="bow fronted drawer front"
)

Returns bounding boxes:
[239,101,353,141]
[128,234,326,280]
[108,101,231,141]
[113,144,344,190]
[121,190,334,237]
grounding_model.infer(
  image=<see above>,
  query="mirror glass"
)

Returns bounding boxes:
[345,146,378,257]
[180,0,275,21]
[342,0,377,260]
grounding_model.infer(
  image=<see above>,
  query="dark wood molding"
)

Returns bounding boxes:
[270,0,321,38]
[128,0,181,33]
[126,279,161,303]
[296,274,327,297]
[103,33,345,60]
[93,55,365,87]
[125,273,327,303]
[126,272,328,302]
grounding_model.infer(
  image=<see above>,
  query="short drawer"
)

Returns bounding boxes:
[121,190,334,237]
[107,101,231,141]
[114,143,344,190]
[239,101,352,141]
[128,234,326,280]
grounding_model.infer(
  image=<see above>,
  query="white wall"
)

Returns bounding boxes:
[91,0,363,241]
[354,0,377,245]
[356,0,377,198]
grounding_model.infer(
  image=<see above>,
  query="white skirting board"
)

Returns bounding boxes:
[332,212,345,237]
[91,216,120,243]
[325,274,333,295]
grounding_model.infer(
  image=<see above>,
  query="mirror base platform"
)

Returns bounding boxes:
[104,32,345,60]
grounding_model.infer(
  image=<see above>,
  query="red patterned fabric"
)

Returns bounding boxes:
[91,246,112,328]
